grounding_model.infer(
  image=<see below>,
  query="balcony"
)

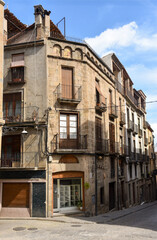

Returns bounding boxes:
[116,81,124,95]
[111,169,115,178]
[133,123,138,134]
[95,101,107,113]
[109,142,119,154]
[120,112,126,125]
[127,120,134,131]
[95,139,109,153]
[144,138,148,146]
[138,128,143,138]
[1,152,43,168]
[3,106,39,124]
[56,84,82,105]
[109,102,118,118]
[136,152,143,162]
[125,88,135,104]
[52,134,87,152]
[143,120,147,129]
[134,98,139,107]
[119,144,128,156]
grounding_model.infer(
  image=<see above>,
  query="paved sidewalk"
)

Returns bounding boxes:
[51,201,157,224]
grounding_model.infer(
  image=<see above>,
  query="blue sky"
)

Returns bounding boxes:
[5,0,157,147]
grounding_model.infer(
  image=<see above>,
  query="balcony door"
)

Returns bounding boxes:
[62,67,73,99]
[3,93,21,122]
[1,135,21,167]
[60,113,78,149]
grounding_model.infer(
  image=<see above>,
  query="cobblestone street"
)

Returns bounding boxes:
[0,201,156,240]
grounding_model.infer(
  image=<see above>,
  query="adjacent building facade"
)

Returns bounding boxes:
[0,0,5,190]
[0,5,156,217]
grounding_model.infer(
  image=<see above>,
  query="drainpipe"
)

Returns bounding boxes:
[45,107,51,217]
[95,153,97,216]
[115,72,120,210]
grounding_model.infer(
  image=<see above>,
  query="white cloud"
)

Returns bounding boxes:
[150,123,157,150]
[126,64,157,87]
[85,21,157,56]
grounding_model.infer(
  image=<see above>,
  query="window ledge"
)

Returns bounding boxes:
[8,81,26,85]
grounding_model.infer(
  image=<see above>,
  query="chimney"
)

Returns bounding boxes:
[34,5,51,40]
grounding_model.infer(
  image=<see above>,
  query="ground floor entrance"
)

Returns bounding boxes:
[2,183,29,208]
[52,171,84,214]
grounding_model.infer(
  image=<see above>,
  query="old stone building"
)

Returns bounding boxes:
[0,0,5,178]
[0,4,156,218]
[103,54,156,208]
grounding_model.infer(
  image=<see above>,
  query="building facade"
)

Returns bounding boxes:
[0,5,156,217]
[0,0,5,172]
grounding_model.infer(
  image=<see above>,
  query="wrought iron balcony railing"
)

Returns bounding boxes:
[144,138,148,146]
[52,134,87,151]
[120,111,126,125]
[109,102,118,118]
[1,152,44,168]
[125,88,135,103]
[109,142,119,154]
[127,120,134,131]
[115,80,124,95]
[95,139,109,153]
[138,128,143,138]
[133,123,138,134]
[3,106,39,123]
[56,84,82,104]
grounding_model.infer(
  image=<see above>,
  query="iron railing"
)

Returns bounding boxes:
[56,84,82,102]
[144,138,148,146]
[138,128,143,138]
[133,123,138,134]
[3,106,39,123]
[109,142,119,154]
[1,152,43,168]
[116,80,125,95]
[127,120,134,131]
[120,111,126,125]
[95,139,109,153]
[125,88,135,103]
[52,134,87,151]
[109,102,118,118]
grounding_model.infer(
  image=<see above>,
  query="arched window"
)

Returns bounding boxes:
[63,47,72,58]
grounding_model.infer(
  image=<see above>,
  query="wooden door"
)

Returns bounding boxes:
[62,67,73,99]
[109,123,115,153]
[2,183,29,208]
[109,182,115,210]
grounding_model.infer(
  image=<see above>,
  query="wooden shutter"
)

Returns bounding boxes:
[109,122,115,153]
[2,183,29,208]
[11,53,24,67]
[62,67,73,99]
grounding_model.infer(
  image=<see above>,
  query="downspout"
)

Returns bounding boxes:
[115,73,119,210]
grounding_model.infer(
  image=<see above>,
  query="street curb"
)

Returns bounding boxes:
[105,202,157,223]
[0,201,156,224]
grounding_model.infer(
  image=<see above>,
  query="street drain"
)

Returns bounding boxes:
[71,225,82,227]
[13,227,26,231]
[27,228,38,231]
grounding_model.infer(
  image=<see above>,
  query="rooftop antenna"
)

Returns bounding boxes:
[56,17,66,37]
